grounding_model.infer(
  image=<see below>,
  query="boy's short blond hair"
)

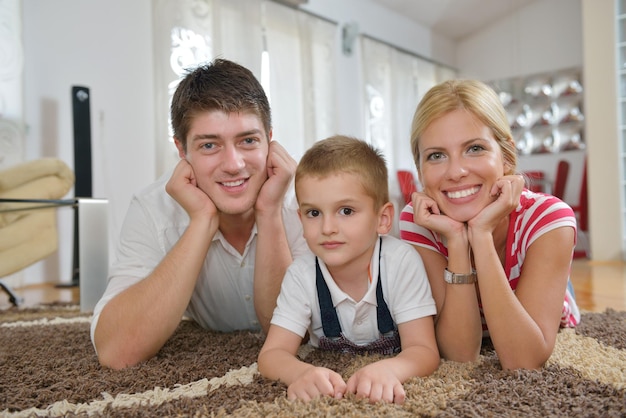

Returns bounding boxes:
[295,135,389,209]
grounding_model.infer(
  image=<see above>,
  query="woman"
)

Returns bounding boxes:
[399,79,580,370]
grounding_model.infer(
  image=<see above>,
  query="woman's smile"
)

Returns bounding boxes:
[444,185,481,200]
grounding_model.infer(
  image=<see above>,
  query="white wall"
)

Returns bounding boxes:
[457,0,582,80]
[581,0,622,261]
[18,0,594,286]
[22,0,154,284]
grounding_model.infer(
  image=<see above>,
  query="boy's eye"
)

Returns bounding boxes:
[306,209,320,218]
[340,208,353,216]
[201,143,215,150]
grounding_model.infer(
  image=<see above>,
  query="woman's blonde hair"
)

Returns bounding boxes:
[410,79,517,175]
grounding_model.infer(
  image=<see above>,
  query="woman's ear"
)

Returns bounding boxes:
[174,138,186,159]
[503,160,515,176]
[503,138,517,175]
[377,202,395,235]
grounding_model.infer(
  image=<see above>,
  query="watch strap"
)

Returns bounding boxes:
[444,268,477,284]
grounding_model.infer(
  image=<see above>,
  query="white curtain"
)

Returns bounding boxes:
[361,36,456,236]
[151,0,337,176]
[361,36,457,191]
[263,1,336,158]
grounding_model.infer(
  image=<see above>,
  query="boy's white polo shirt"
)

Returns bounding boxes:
[271,235,436,348]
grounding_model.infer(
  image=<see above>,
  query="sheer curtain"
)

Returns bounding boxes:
[151,0,337,177]
[361,36,456,236]
[263,1,336,158]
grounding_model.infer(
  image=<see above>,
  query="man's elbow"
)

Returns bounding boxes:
[96,344,139,370]
[95,337,152,370]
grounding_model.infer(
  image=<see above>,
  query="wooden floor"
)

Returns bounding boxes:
[1,258,625,312]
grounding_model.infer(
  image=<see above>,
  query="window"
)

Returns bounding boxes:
[152,0,338,175]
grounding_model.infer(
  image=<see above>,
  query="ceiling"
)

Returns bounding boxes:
[370,0,537,40]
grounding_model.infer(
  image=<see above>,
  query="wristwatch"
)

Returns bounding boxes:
[444,268,477,284]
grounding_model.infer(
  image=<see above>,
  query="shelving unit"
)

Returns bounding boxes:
[487,70,587,208]
[619,0,626,258]
[490,69,585,156]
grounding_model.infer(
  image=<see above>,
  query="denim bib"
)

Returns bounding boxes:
[315,239,401,355]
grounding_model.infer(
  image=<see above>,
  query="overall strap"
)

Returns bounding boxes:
[316,237,395,337]
[316,257,341,338]
[375,237,395,334]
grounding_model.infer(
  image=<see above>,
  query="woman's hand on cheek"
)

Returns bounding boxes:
[412,192,466,238]
[469,174,524,233]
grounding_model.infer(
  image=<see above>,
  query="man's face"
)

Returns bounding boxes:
[178,110,270,216]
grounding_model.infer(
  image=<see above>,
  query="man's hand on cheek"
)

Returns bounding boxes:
[166,159,218,219]
[256,141,296,213]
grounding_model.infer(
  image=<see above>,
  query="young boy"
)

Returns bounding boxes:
[258,135,439,405]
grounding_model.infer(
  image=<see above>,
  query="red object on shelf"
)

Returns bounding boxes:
[397,170,418,205]
[571,160,588,258]
[524,171,545,193]
[552,160,570,200]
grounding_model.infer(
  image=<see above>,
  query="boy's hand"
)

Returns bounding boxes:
[287,366,347,402]
[346,362,406,404]
[255,141,297,214]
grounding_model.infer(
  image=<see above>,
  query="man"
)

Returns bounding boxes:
[91,59,309,369]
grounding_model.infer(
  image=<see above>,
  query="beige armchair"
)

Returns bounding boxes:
[0,158,75,305]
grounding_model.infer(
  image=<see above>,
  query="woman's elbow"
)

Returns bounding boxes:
[499,355,547,371]
[442,351,480,364]
[439,344,480,363]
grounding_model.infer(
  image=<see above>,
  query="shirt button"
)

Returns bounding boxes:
[251,320,259,326]
[245,295,251,301]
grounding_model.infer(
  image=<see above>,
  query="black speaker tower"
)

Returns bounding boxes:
[67,86,92,286]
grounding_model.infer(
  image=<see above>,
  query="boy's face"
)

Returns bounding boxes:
[297,172,389,276]
[178,110,270,216]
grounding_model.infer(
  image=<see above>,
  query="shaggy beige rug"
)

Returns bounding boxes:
[0,305,624,417]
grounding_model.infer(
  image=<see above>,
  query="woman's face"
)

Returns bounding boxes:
[418,108,508,222]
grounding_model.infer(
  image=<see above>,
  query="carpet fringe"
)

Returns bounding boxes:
[0,316,91,328]
[2,364,259,417]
